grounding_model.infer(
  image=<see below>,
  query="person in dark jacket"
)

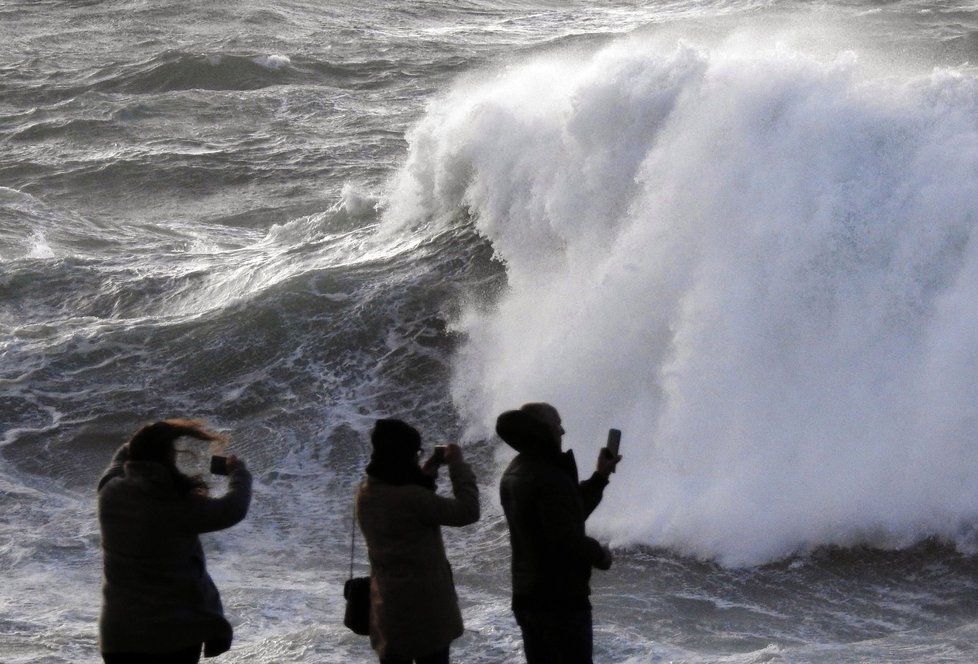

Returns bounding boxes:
[497,403,620,664]
[97,419,252,664]
[356,418,480,664]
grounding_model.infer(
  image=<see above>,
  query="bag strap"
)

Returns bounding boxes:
[349,491,357,581]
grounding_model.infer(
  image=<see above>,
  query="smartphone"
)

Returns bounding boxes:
[431,445,447,464]
[210,455,229,476]
[606,429,622,457]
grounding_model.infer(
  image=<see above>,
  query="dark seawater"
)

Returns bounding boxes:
[3,1,978,662]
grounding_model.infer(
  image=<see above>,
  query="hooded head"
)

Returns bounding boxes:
[370,418,422,461]
[496,402,563,455]
[365,419,433,489]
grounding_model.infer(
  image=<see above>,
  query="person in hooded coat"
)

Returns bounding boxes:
[97,419,252,664]
[355,418,480,664]
[497,403,620,664]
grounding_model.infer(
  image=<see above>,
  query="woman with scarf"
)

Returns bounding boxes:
[355,418,480,664]
[96,419,252,664]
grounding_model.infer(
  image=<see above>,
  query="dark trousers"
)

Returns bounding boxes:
[102,643,202,663]
[514,608,593,664]
[379,647,450,664]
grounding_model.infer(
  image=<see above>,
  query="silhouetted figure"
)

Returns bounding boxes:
[97,419,252,664]
[497,403,620,664]
[355,419,480,664]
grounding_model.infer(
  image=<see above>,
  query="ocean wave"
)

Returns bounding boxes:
[0,194,491,478]
[75,50,423,95]
[385,33,978,565]
[93,51,301,93]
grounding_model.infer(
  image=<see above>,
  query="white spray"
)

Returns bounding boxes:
[383,34,978,565]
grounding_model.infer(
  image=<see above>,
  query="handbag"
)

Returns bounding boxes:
[343,495,371,636]
[343,576,370,635]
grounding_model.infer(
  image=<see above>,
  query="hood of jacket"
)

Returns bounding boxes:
[496,409,559,457]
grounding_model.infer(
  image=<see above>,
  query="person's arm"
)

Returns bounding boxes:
[96,444,130,493]
[579,472,608,519]
[417,444,479,527]
[579,448,620,518]
[178,456,253,534]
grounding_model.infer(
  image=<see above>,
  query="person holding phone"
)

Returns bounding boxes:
[355,419,480,664]
[496,403,621,664]
[96,419,252,664]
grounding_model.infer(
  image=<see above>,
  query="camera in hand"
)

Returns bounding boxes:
[605,429,622,458]
[210,455,229,475]
[431,445,447,465]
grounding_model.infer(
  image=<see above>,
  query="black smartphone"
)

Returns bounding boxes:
[431,445,447,464]
[606,429,622,457]
[210,455,229,475]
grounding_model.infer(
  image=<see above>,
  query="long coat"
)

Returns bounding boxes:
[97,444,252,655]
[355,460,479,659]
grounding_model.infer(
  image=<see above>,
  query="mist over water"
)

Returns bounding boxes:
[385,34,978,565]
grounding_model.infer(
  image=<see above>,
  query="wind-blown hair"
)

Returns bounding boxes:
[128,419,226,496]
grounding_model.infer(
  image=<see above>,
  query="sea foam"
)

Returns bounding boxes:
[383,34,978,565]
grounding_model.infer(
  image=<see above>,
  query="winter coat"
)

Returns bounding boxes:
[497,410,609,612]
[355,460,479,659]
[97,444,252,655]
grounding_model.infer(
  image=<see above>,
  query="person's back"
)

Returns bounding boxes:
[97,420,251,664]
[500,449,596,609]
[355,419,479,664]
[357,479,462,572]
[99,463,213,619]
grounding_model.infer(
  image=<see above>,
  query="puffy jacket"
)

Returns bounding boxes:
[497,410,609,611]
[97,444,251,655]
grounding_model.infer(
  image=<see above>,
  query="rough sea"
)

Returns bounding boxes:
[4,1,978,662]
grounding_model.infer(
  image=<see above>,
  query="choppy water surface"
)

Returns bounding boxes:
[3,1,978,662]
